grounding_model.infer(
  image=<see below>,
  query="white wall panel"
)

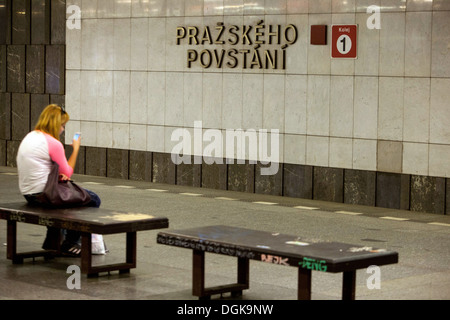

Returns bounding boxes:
[65,0,450,178]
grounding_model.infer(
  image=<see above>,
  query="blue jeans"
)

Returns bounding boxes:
[84,189,102,208]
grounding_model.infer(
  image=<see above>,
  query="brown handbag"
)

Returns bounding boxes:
[37,161,91,207]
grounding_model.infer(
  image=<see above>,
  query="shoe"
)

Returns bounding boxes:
[61,242,81,257]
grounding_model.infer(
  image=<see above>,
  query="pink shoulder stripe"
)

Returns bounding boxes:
[42,133,74,178]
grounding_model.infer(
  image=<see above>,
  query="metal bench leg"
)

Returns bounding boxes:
[81,232,93,275]
[342,270,356,300]
[81,232,137,277]
[192,250,206,298]
[121,231,137,274]
[192,250,250,300]
[6,220,18,263]
[6,220,56,264]
[232,257,250,297]
[298,268,312,300]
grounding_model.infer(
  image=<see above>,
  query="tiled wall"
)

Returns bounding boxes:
[0,0,66,164]
[65,0,450,180]
[1,0,449,214]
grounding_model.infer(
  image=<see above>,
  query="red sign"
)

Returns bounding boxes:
[331,25,357,59]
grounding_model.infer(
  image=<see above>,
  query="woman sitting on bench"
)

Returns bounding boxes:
[16,104,101,257]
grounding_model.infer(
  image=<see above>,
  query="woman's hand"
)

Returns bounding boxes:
[68,133,81,171]
[58,173,70,181]
[72,135,81,151]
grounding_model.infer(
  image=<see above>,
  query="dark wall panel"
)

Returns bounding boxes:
[0,92,11,139]
[11,93,29,140]
[344,169,376,206]
[201,158,227,190]
[447,179,450,215]
[11,0,30,45]
[107,149,129,179]
[152,152,176,184]
[5,0,11,45]
[51,0,66,44]
[129,150,152,182]
[376,172,410,210]
[6,139,19,166]
[176,159,201,187]
[31,0,50,45]
[283,164,313,199]
[0,0,7,45]
[30,93,48,127]
[7,45,26,93]
[86,147,107,177]
[255,163,283,196]
[0,45,6,92]
[410,176,445,214]
[0,139,5,165]
[228,162,254,193]
[26,45,45,93]
[313,167,344,203]
[45,45,65,94]
[50,94,65,109]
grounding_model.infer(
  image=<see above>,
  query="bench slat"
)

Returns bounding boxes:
[157,225,398,273]
[0,202,169,234]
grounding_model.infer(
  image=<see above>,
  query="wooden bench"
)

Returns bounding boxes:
[157,225,399,300]
[0,202,169,277]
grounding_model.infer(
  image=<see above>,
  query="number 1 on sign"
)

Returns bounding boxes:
[337,35,352,55]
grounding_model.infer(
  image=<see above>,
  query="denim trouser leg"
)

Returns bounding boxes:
[65,188,101,246]
[85,189,101,208]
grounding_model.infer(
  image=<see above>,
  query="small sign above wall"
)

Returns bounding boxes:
[310,25,327,45]
[331,24,358,59]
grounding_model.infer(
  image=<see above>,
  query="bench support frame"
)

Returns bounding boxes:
[190,249,357,300]
[6,220,137,277]
[192,250,249,300]
[298,267,356,300]
[81,231,137,277]
[298,268,312,299]
[7,220,57,263]
[342,270,356,300]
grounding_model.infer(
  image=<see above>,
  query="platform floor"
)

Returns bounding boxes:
[0,165,449,301]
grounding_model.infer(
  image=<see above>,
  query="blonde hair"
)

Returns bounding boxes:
[34,104,69,140]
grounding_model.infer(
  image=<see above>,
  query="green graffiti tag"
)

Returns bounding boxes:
[299,257,327,272]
